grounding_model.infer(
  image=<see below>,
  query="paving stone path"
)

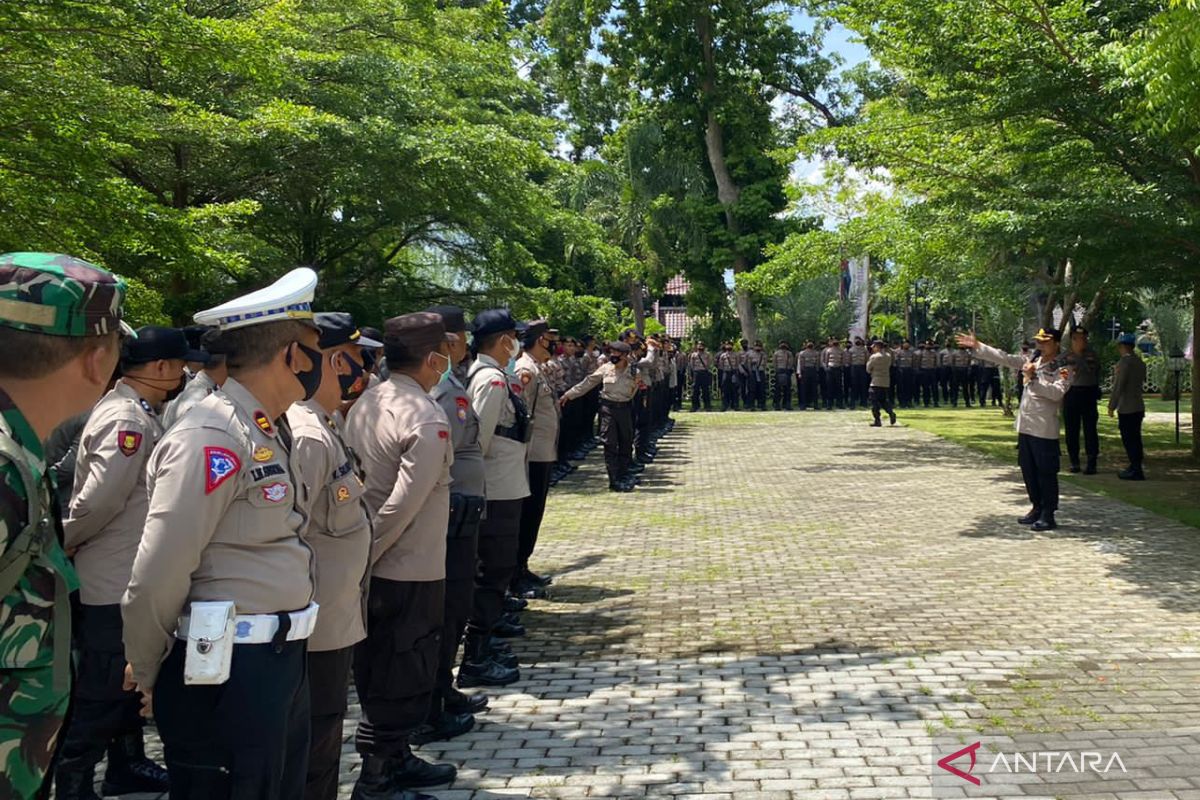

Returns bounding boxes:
[132,410,1200,799]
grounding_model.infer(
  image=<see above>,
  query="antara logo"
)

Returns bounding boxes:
[937,741,1127,785]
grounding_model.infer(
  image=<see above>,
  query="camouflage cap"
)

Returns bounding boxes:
[0,252,128,338]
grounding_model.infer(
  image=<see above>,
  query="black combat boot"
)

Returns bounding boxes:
[1084,458,1097,475]
[444,686,489,714]
[1017,508,1041,525]
[411,694,475,746]
[54,761,100,800]
[387,742,457,789]
[350,755,436,800]
[101,733,170,795]
[493,615,526,638]
[1031,512,1057,532]
[457,633,519,687]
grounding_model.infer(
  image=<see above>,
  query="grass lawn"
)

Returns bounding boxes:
[1144,394,1193,417]
[901,405,1200,529]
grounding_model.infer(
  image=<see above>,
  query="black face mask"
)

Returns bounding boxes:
[338,352,367,401]
[288,342,324,401]
[360,348,376,373]
[609,354,621,364]
[165,374,187,402]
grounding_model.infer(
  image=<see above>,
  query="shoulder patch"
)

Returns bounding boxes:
[490,379,505,387]
[252,410,275,436]
[204,447,241,494]
[252,446,274,462]
[117,430,143,457]
[261,482,289,503]
[455,396,469,409]
[456,407,467,422]
[437,428,449,439]
[332,461,353,480]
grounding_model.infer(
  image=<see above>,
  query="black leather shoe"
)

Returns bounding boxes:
[1069,462,1081,473]
[503,595,528,612]
[1118,468,1146,481]
[457,658,519,686]
[524,569,552,587]
[388,749,456,789]
[1017,508,1041,525]
[1031,515,1057,531]
[869,420,881,427]
[1084,460,1097,475]
[609,481,632,492]
[101,733,170,795]
[351,756,437,800]
[444,687,489,715]
[410,711,475,745]
[628,462,646,473]
[54,765,100,800]
[493,618,526,638]
[513,580,547,600]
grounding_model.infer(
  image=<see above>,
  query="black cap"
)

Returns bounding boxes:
[384,312,450,361]
[122,326,206,365]
[522,319,549,348]
[315,312,384,349]
[426,305,466,334]
[609,340,631,354]
[1033,327,1062,342]
[182,325,211,352]
[471,308,518,338]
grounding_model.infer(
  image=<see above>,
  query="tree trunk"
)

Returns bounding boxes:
[627,277,646,335]
[1081,286,1107,330]
[697,10,756,344]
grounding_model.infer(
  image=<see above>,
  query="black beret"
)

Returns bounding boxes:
[426,305,466,333]
[471,308,517,338]
[384,312,449,359]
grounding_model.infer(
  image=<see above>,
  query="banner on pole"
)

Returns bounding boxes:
[847,255,869,340]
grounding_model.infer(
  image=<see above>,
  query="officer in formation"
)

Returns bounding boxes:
[892,339,917,408]
[820,337,845,410]
[958,327,1072,531]
[513,321,559,598]
[917,339,941,407]
[795,340,820,410]
[771,341,794,410]
[716,341,740,410]
[847,337,869,409]
[1062,326,1101,474]
[687,341,714,411]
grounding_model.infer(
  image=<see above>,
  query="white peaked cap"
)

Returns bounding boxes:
[194,267,319,331]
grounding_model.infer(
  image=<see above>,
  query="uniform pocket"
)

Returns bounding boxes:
[325,476,366,536]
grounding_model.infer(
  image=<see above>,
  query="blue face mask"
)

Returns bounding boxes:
[437,352,453,384]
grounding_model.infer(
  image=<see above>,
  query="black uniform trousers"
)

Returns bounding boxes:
[557,399,578,460]
[1063,385,1100,467]
[154,637,310,800]
[1118,411,1145,470]
[634,387,652,460]
[823,368,841,409]
[354,578,444,758]
[691,371,712,410]
[305,646,353,800]
[897,369,916,407]
[673,369,686,410]
[719,371,737,410]
[57,603,144,769]
[1017,433,1060,514]
[852,366,869,408]
[938,366,951,403]
[870,386,894,424]
[920,370,938,406]
[469,499,522,636]
[773,369,792,409]
[978,368,1001,406]
[599,400,633,482]
[951,367,970,405]
[749,370,767,409]
[437,499,482,699]
[518,461,553,571]
[800,370,818,409]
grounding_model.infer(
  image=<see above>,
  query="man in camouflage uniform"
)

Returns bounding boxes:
[0,252,128,800]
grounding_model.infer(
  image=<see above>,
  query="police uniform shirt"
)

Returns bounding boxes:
[893,347,915,369]
[65,382,163,606]
[431,372,486,498]
[160,371,219,430]
[716,350,738,372]
[688,351,713,373]
[798,348,820,372]
[1065,347,1101,387]
[866,352,893,387]
[516,351,559,463]
[122,377,315,689]
[918,348,939,370]
[972,343,1073,439]
[286,400,371,653]
[344,374,453,582]
[772,348,793,371]
[820,345,842,369]
[950,348,972,368]
[563,361,639,403]
[467,354,530,501]
[745,349,767,371]
[849,345,868,367]
[841,347,853,367]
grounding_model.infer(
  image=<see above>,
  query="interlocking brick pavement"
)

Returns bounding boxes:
[120,410,1200,799]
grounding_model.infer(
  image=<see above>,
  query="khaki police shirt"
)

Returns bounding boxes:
[66,382,163,606]
[893,348,915,369]
[345,374,452,582]
[1064,347,1101,387]
[122,377,315,690]
[688,352,713,373]
[516,351,560,463]
[286,400,371,653]
[1108,353,1147,414]
[821,346,842,369]
[467,355,530,501]
[797,348,820,373]
[716,350,738,372]
[848,345,868,367]
[745,350,767,372]
[917,349,939,370]
[431,372,486,498]
[949,349,972,368]
[972,343,1072,439]
[866,352,893,388]
[771,348,793,371]
[564,361,638,403]
[160,371,219,430]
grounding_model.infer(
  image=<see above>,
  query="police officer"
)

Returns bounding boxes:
[958,328,1072,531]
[977,359,1002,407]
[671,339,687,411]
[1109,333,1147,481]
[561,341,638,491]
[745,340,768,411]
[893,340,916,408]
[1063,327,1101,474]
[771,341,794,410]
[820,338,844,410]
[161,326,228,429]
[286,313,379,800]
[123,268,323,799]
[344,312,458,796]
[866,340,897,427]
[514,320,559,598]
[949,344,972,407]
[795,341,820,410]
[848,337,869,409]
[462,310,528,685]
[918,340,940,407]
[0,253,128,800]
[717,342,739,411]
[937,340,953,404]
[425,305,495,734]
[58,327,196,798]
[688,342,714,411]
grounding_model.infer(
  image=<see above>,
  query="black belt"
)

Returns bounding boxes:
[601,399,631,407]
[495,424,523,441]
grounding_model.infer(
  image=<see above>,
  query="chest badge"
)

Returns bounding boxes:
[252,446,274,462]
[138,398,155,415]
[117,430,143,457]
[252,410,274,436]
[204,447,241,495]
[261,482,289,503]
[335,485,351,503]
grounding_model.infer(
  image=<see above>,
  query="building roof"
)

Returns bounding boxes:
[664,274,690,295]
[660,308,694,338]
